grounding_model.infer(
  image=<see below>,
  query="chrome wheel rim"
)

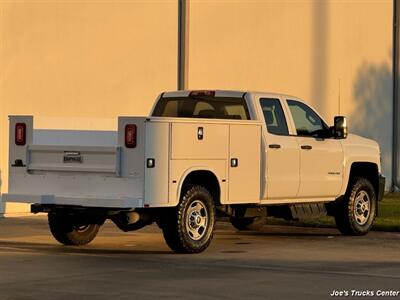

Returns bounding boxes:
[354,190,371,226]
[186,200,208,241]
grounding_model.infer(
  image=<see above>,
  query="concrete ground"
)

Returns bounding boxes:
[0,216,399,300]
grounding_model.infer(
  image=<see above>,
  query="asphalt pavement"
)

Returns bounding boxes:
[0,216,399,300]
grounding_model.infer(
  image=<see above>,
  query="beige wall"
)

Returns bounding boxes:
[0,1,177,213]
[188,0,393,186]
[0,0,394,214]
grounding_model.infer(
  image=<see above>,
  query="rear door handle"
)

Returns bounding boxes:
[269,144,281,149]
[301,145,312,150]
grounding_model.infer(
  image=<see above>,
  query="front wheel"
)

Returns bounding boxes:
[161,185,216,253]
[48,213,100,246]
[334,177,377,235]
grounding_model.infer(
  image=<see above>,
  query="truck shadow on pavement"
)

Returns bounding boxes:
[0,229,343,257]
[0,228,344,256]
[0,240,172,255]
[226,231,342,237]
[216,224,342,237]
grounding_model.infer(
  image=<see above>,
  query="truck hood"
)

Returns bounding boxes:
[341,134,381,173]
[342,134,380,151]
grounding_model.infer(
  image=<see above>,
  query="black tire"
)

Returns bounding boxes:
[48,213,100,246]
[161,185,216,253]
[334,177,377,235]
[230,207,267,231]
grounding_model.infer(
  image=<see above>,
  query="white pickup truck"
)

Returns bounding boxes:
[4,90,385,253]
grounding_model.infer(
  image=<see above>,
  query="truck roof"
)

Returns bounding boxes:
[162,90,299,100]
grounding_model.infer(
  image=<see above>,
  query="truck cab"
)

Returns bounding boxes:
[4,90,385,253]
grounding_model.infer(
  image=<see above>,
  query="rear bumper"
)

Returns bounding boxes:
[2,193,143,209]
[378,174,385,202]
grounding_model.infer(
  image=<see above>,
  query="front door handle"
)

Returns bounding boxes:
[269,144,281,149]
[301,145,312,150]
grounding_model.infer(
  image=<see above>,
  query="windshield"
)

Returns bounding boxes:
[152,96,250,120]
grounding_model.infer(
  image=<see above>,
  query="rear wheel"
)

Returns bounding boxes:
[161,185,216,253]
[48,213,100,245]
[334,177,377,235]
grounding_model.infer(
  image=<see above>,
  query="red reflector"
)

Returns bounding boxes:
[189,90,215,97]
[125,124,137,148]
[15,123,26,146]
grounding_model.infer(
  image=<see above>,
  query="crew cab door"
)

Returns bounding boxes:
[258,97,300,199]
[286,99,343,198]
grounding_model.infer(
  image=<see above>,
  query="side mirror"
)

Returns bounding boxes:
[333,116,348,139]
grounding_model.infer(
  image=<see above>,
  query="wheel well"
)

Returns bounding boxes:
[181,170,221,205]
[349,162,379,197]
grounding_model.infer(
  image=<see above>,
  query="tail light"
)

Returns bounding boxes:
[15,123,26,146]
[189,90,215,97]
[125,124,137,148]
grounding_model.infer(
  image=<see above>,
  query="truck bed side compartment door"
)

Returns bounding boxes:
[144,121,170,206]
[228,124,261,203]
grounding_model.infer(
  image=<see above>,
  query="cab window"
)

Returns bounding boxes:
[152,97,250,120]
[287,100,326,136]
[260,98,289,135]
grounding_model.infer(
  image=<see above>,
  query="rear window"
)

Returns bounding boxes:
[152,97,250,120]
